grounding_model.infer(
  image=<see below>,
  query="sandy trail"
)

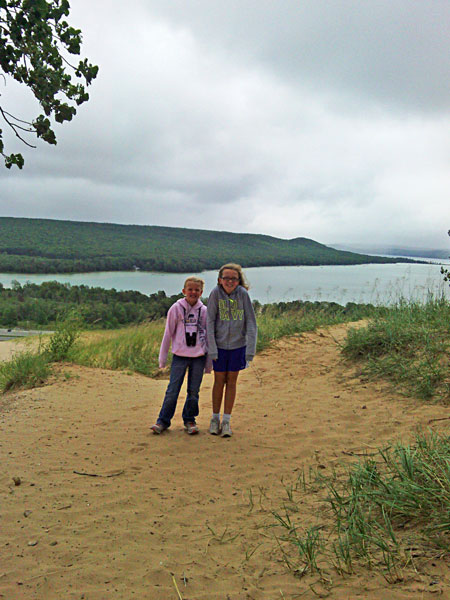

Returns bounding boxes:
[1,323,449,599]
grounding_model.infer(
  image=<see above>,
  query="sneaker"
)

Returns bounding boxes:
[221,421,232,437]
[184,422,199,435]
[209,418,221,435]
[150,422,168,434]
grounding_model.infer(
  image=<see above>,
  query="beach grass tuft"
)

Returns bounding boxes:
[269,430,450,579]
[67,321,165,377]
[0,350,51,393]
[342,297,450,401]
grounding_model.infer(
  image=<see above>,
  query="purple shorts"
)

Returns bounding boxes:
[213,346,246,372]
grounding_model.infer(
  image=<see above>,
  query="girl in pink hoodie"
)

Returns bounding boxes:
[150,276,211,435]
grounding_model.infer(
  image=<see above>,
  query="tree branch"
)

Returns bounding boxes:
[0,106,36,148]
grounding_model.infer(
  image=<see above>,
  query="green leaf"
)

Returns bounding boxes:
[5,153,25,169]
[54,103,75,123]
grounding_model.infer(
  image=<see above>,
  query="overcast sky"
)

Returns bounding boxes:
[1,0,449,249]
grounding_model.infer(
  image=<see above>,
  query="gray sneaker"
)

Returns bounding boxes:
[209,418,221,435]
[150,422,168,434]
[221,421,232,437]
[184,422,199,435]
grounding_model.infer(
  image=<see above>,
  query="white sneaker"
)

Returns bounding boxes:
[221,421,232,437]
[209,418,221,435]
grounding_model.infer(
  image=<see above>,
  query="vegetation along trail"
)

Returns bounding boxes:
[1,321,449,599]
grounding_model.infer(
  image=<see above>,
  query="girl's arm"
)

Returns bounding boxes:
[243,293,257,361]
[206,288,219,361]
[158,304,178,368]
[204,355,213,374]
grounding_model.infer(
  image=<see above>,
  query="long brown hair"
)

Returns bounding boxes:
[218,263,249,290]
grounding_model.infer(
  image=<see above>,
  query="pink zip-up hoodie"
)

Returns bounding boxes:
[159,298,212,372]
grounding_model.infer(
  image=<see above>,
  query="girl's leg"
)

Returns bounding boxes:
[223,370,239,415]
[157,355,188,426]
[212,371,227,414]
[182,355,206,424]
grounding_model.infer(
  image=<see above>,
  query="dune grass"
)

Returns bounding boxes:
[270,430,450,581]
[68,321,165,377]
[0,350,51,393]
[342,298,450,401]
[256,310,335,353]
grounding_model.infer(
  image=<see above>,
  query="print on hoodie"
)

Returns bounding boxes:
[218,298,244,321]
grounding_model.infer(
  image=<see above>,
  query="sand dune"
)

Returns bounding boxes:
[1,323,449,599]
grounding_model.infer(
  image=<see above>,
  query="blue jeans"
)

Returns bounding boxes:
[157,354,206,427]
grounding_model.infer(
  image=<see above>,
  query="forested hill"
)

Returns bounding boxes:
[0,217,416,274]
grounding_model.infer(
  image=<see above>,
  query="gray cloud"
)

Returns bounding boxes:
[144,0,450,113]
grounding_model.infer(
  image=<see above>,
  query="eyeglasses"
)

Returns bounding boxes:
[221,277,239,282]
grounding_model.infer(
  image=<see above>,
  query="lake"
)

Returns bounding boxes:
[1,259,449,305]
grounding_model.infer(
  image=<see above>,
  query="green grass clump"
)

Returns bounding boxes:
[271,430,450,580]
[326,430,450,573]
[68,322,165,377]
[0,351,51,393]
[342,298,450,401]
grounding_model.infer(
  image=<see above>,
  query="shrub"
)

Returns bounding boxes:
[45,313,81,361]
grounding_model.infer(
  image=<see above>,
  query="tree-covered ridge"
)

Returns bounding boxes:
[0,217,416,274]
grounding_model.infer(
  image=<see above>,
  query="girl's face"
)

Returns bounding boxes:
[219,268,240,295]
[183,282,203,306]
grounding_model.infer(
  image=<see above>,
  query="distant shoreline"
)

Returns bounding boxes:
[0,256,429,278]
[0,256,423,276]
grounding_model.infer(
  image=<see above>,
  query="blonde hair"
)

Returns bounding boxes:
[218,263,249,290]
[183,276,205,289]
